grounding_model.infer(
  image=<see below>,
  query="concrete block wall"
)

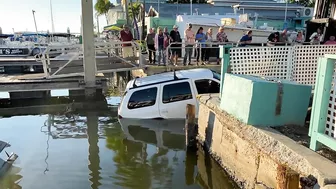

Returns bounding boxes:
[197,94,336,189]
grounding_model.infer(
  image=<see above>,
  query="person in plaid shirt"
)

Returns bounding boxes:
[216,27,228,64]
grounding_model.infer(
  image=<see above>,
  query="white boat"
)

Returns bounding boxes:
[0,32,78,59]
[175,13,292,43]
[118,68,221,119]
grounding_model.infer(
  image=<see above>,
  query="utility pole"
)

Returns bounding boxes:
[190,0,192,15]
[123,0,130,26]
[284,0,288,29]
[32,10,39,38]
[81,0,97,95]
[96,15,100,35]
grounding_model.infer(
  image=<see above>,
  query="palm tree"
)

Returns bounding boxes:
[128,2,142,21]
[94,0,115,24]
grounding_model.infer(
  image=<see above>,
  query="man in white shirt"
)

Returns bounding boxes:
[309,28,323,45]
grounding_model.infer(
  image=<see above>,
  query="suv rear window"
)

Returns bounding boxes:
[127,87,157,109]
[194,79,220,94]
[162,82,192,104]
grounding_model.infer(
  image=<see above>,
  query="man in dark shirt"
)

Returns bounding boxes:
[267,32,280,46]
[119,24,134,58]
[145,28,156,64]
[169,25,182,66]
[240,30,252,47]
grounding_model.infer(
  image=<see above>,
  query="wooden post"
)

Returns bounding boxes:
[185,104,197,150]
[81,0,97,91]
[185,104,197,185]
[276,164,300,189]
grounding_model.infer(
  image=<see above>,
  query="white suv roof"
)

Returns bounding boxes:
[126,68,217,90]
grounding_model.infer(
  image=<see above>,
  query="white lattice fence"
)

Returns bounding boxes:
[325,63,336,138]
[292,45,336,86]
[229,46,293,80]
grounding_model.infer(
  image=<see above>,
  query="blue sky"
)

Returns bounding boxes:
[0,0,109,34]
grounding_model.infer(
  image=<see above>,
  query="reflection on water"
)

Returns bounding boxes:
[0,91,237,189]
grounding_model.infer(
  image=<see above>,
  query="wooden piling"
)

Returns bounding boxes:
[185,104,197,150]
[185,104,198,185]
[276,164,300,189]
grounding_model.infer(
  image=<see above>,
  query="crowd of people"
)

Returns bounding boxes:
[118,24,234,66]
[266,27,336,45]
[144,23,235,66]
[117,24,336,66]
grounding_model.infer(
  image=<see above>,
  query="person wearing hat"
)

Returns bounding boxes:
[183,23,195,66]
[119,24,134,58]
[169,25,182,65]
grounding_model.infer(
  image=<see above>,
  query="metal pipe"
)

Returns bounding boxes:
[50,0,55,41]
[32,10,39,38]
[190,0,192,15]
[284,0,288,22]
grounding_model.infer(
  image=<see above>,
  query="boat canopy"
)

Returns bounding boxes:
[0,34,14,38]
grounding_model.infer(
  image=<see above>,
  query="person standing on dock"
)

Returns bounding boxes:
[239,30,252,47]
[267,32,279,46]
[279,29,289,43]
[293,31,305,44]
[183,23,195,66]
[154,27,169,65]
[169,25,182,66]
[204,28,213,64]
[146,28,156,64]
[216,26,228,65]
[324,36,336,45]
[119,24,134,58]
[195,27,206,65]
[309,28,323,45]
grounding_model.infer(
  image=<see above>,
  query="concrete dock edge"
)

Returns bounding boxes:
[196,94,336,189]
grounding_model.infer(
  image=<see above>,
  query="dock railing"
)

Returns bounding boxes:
[163,41,315,65]
[309,54,336,152]
[36,41,143,79]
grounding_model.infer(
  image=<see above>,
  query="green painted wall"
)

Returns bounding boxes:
[147,17,175,31]
[220,74,312,127]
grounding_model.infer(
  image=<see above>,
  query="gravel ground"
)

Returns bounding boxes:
[272,122,336,163]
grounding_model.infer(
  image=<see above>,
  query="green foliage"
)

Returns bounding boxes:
[128,2,142,21]
[94,0,113,16]
[288,0,315,7]
[95,0,115,24]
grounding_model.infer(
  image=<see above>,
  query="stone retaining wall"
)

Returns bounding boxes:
[197,94,336,189]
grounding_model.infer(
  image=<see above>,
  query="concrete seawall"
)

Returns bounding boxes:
[197,94,336,189]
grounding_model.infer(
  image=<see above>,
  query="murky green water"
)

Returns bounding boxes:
[0,76,237,189]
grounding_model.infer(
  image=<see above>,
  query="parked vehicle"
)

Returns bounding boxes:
[118,68,221,119]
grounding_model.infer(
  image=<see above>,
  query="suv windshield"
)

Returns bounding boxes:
[211,70,221,81]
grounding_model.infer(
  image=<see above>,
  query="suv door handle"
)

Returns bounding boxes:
[161,109,168,113]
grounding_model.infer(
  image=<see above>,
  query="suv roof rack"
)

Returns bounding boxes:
[173,70,178,80]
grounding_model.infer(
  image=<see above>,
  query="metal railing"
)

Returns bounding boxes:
[36,41,143,79]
